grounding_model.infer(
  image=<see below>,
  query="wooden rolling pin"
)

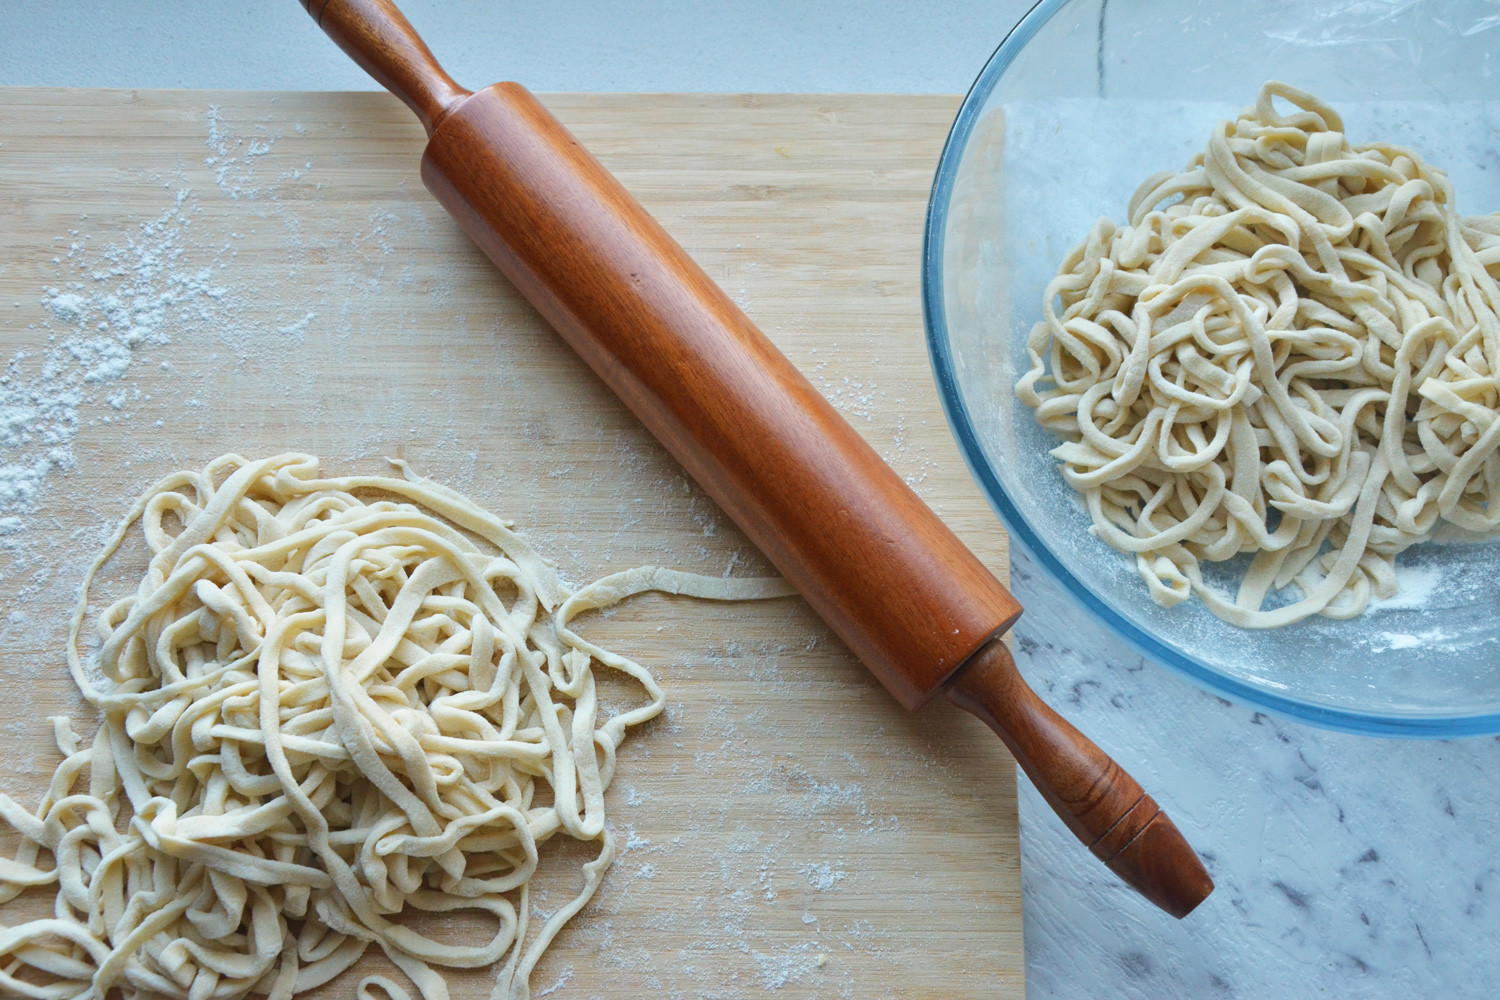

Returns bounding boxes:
[300,0,1214,918]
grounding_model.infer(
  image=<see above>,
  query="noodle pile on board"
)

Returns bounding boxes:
[1017,82,1500,627]
[0,453,789,1000]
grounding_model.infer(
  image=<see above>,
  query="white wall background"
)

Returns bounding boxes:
[1,1,1036,93]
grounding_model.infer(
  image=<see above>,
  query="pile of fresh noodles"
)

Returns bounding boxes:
[1018,81,1500,627]
[0,453,788,999]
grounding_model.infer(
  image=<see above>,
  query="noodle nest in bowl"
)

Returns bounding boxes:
[0,453,788,1000]
[1017,81,1500,627]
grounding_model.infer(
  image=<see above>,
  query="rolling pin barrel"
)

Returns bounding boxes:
[301,0,1213,919]
[420,81,1021,708]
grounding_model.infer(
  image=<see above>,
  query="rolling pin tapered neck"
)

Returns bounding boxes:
[303,0,471,135]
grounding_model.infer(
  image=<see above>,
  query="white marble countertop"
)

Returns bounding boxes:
[1012,545,1500,997]
[5,2,1486,997]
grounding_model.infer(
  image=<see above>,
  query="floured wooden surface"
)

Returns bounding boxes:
[0,89,1020,998]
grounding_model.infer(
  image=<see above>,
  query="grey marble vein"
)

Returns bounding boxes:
[1012,547,1500,998]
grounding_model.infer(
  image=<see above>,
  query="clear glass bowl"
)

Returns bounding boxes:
[923,0,1500,736]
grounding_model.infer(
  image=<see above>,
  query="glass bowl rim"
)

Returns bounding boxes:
[919,0,1500,739]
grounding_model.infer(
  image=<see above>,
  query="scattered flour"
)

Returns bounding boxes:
[277,311,316,338]
[1365,563,1445,613]
[1367,626,1459,654]
[795,861,849,892]
[533,968,574,997]
[1382,628,1450,650]
[0,102,418,595]
[753,944,828,991]
[0,191,217,527]
[205,104,281,199]
[1361,563,1466,652]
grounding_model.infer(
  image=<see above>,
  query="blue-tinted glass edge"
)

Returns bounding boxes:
[918,0,1500,739]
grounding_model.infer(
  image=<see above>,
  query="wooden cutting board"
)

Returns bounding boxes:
[0,89,1021,999]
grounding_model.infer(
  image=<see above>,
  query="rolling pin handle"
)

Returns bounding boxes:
[945,639,1214,918]
[301,0,471,135]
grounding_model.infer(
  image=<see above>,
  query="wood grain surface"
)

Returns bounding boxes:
[0,89,1022,998]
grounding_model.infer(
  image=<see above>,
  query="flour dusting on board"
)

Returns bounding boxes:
[205,104,291,200]
[0,194,194,570]
[546,655,920,999]
[0,106,393,639]
[0,96,1013,997]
